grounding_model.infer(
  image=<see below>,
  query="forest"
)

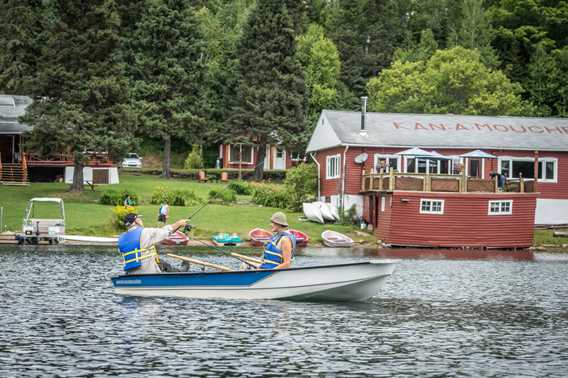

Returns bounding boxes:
[0,0,566,185]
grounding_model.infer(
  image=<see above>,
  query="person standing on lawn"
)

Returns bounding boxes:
[158,201,169,224]
[258,212,296,270]
[118,213,188,274]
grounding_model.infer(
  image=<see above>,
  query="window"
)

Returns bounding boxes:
[498,157,557,183]
[229,145,253,163]
[374,154,400,173]
[405,158,452,174]
[420,199,444,214]
[488,200,512,215]
[326,154,341,179]
[290,152,303,161]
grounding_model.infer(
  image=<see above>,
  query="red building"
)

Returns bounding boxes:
[306,110,568,248]
[218,143,300,170]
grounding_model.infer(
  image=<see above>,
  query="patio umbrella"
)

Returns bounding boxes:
[396,147,437,158]
[460,150,497,159]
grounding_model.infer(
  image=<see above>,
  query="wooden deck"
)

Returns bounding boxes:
[361,171,536,194]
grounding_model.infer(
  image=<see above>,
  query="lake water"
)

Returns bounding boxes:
[1,245,567,377]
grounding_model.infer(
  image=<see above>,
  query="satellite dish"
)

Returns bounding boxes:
[354,153,368,164]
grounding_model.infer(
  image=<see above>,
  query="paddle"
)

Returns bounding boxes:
[167,253,233,272]
[182,233,264,269]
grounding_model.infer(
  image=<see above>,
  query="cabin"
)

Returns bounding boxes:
[0,94,119,185]
[306,110,568,248]
[218,143,302,170]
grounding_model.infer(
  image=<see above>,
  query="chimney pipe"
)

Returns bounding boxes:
[361,96,368,131]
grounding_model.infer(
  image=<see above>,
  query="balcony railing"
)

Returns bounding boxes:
[361,170,536,193]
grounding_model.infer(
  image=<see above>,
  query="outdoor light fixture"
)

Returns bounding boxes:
[400,198,410,203]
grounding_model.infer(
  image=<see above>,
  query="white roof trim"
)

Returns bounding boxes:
[306,113,343,152]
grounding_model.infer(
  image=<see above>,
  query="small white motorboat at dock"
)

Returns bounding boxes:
[111,260,397,302]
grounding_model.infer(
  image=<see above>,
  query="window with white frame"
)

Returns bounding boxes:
[498,157,557,183]
[488,200,513,215]
[229,145,253,163]
[374,154,400,173]
[405,157,452,174]
[326,154,341,179]
[420,199,444,214]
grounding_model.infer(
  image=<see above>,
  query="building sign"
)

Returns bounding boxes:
[393,122,568,135]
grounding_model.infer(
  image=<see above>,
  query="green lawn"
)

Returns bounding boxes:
[0,173,373,244]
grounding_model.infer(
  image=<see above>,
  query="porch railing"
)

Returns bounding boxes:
[361,170,536,193]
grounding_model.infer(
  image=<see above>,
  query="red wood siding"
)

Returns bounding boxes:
[376,193,392,242]
[316,146,568,200]
[373,191,537,248]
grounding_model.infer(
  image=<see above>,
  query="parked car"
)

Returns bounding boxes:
[122,153,143,168]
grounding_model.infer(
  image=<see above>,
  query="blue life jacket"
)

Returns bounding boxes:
[118,227,157,272]
[260,231,296,270]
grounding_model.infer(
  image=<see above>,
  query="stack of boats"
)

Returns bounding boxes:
[302,202,339,224]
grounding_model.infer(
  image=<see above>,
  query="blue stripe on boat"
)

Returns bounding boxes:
[112,270,274,288]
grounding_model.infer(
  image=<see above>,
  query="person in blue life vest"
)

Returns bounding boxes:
[257,212,296,270]
[118,213,189,274]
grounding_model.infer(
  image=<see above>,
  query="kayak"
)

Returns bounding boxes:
[321,230,354,248]
[303,202,324,224]
[161,231,189,246]
[62,235,118,246]
[212,233,242,246]
[318,202,336,222]
[289,229,309,247]
[111,260,398,302]
[248,228,272,246]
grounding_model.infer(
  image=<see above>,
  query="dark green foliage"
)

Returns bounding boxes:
[21,0,134,191]
[251,185,289,209]
[151,187,202,206]
[284,163,317,211]
[130,0,207,178]
[139,168,287,181]
[209,188,237,203]
[231,0,307,179]
[99,189,139,206]
[227,180,252,195]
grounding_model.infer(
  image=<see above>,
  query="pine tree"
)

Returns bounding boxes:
[130,0,207,178]
[231,0,307,180]
[23,0,132,192]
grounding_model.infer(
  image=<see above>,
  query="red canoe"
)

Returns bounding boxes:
[289,229,309,247]
[161,231,190,246]
[249,228,272,246]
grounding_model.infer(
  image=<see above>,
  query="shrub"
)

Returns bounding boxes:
[184,145,203,169]
[151,187,202,206]
[99,189,139,206]
[251,184,288,209]
[284,163,317,211]
[209,189,237,204]
[227,180,252,195]
[111,205,137,230]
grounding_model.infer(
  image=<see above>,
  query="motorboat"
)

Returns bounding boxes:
[289,229,309,247]
[303,202,324,224]
[321,230,354,248]
[248,228,272,246]
[111,260,398,302]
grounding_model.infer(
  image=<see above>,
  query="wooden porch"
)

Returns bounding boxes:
[361,170,536,194]
[0,153,28,185]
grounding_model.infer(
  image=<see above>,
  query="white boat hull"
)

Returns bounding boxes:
[113,261,397,302]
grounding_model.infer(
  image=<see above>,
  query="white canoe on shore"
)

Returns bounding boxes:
[303,202,324,224]
[321,230,355,248]
[112,260,397,302]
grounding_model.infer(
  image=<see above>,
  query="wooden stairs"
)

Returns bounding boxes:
[0,160,29,186]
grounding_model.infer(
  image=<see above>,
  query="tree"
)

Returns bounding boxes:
[22,0,133,192]
[326,0,411,101]
[296,23,341,146]
[525,44,560,116]
[367,47,532,116]
[231,0,307,180]
[130,0,207,178]
[0,0,53,94]
[394,29,438,63]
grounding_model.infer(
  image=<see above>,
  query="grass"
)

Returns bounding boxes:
[533,229,568,251]
[0,172,374,244]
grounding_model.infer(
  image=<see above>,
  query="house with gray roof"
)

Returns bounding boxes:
[307,110,568,226]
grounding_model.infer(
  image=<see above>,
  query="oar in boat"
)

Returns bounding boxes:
[167,253,233,272]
